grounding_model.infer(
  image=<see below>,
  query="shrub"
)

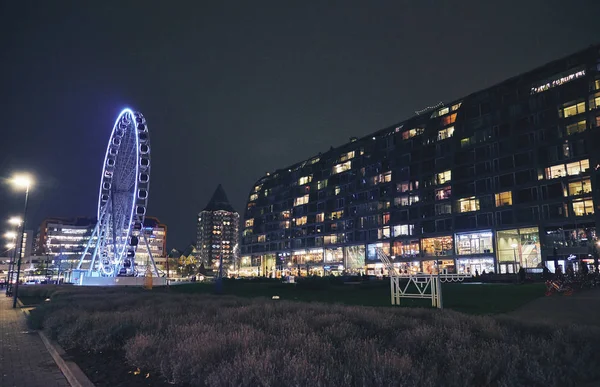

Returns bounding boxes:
[29,289,600,387]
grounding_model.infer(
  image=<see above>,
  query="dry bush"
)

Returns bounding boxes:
[29,290,600,387]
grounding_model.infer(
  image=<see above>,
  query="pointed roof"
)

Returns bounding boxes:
[202,184,236,213]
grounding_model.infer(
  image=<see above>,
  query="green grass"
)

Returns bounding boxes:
[170,279,545,314]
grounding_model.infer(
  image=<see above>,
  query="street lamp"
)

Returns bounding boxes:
[10,173,33,308]
[8,217,22,226]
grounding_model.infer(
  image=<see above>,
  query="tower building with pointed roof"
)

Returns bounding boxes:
[196,184,240,275]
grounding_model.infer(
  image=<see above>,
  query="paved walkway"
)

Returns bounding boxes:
[0,296,70,387]
[506,287,600,326]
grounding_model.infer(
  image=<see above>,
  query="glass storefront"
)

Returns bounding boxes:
[324,247,343,263]
[421,236,453,257]
[238,256,260,277]
[544,223,596,248]
[455,231,494,255]
[422,259,455,274]
[344,245,366,274]
[391,239,420,259]
[456,257,494,275]
[366,261,420,276]
[496,227,541,272]
[366,242,391,261]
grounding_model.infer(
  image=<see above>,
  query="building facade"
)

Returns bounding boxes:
[135,216,168,270]
[241,44,600,278]
[37,216,167,273]
[37,217,96,258]
[196,185,240,275]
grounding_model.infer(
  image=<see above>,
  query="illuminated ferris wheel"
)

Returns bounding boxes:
[77,108,158,277]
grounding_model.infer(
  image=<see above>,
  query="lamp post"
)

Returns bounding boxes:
[10,174,33,309]
[5,218,22,296]
[511,243,519,282]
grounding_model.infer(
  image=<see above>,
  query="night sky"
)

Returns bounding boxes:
[1,0,599,250]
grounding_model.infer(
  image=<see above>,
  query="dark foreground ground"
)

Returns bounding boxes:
[19,281,600,387]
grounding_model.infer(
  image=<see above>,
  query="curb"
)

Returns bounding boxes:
[18,299,95,387]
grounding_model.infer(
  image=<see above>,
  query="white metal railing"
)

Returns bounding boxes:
[375,248,472,308]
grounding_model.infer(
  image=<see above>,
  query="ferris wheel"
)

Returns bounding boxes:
[77,108,159,277]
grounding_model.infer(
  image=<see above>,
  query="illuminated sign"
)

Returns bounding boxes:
[530,70,586,94]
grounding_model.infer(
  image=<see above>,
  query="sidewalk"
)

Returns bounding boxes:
[0,296,70,387]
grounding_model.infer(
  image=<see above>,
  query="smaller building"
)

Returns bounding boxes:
[37,217,96,260]
[196,184,240,276]
[135,216,168,271]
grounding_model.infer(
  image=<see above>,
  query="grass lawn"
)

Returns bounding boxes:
[170,279,546,314]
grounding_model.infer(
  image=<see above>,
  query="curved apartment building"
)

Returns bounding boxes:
[241,44,600,278]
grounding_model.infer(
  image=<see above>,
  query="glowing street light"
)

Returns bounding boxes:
[8,217,22,226]
[9,173,34,308]
[4,231,17,240]
[10,174,33,190]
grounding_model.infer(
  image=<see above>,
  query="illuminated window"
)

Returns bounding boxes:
[566,159,589,175]
[253,184,262,192]
[244,219,254,227]
[561,102,585,118]
[378,227,391,239]
[392,224,414,236]
[258,235,266,242]
[436,170,452,185]
[572,198,594,216]
[340,151,355,162]
[441,113,457,126]
[455,231,494,255]
[329,210,343,220]
[457,197,480,213]
[402,128,424,140]
[566,120,587,135]
[318,180,328,190]
[435,186,451,200]
[438,126,454,140]
[452,102,462,111]
[316,212,325,223]
[335,186,341,195]
[568,179,592,196]
[294,195,309,206]
[383,212,390,225]
[298,175,312,185]
[421,236,453,257]
[545,164,567,179]
[595,79,600,90]
[495,191,512,207]
[409,195,419,205]
[431,106,449,118]
[324,234,338,245]
[332,161,351,174]
[295,216,307,226]
[382,171,392,183]
[281,211,290,219]
[397,181,417,192]
[249,193,258,201]
[460,137,473,148]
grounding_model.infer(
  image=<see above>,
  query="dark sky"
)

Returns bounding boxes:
[1,0,599,250]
